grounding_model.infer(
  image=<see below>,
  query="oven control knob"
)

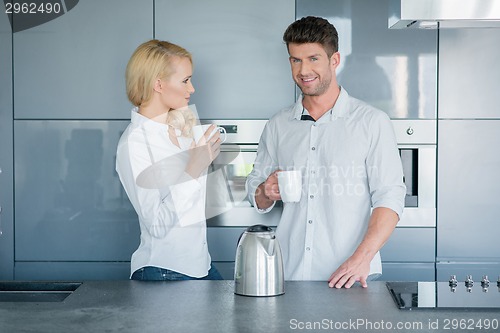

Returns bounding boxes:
[465,275,474,292]
[449,275,458,292]
[406,127,414,136]
[481,275,490,292]
[449,275,458,286]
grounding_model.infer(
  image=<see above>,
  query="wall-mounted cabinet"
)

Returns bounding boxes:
[439,30,500,119]
[14,121,138,264]
[13,0,152,120]
[437,120,500,261]
[297,0,437,119]
[437,30,500,280]
[154,0,295,119]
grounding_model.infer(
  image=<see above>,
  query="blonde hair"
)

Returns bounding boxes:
[126,39,196,137]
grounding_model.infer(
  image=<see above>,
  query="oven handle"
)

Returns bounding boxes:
[220,144,258,153]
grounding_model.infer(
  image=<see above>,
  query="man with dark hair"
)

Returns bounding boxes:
[246,16,406,288]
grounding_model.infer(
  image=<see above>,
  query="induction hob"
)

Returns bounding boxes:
[387,276,500,310]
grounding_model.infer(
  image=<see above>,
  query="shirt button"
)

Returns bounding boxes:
[308,220,313,224]
[306,247,311,251]
[311,147,316,151]
[309,195,314,199]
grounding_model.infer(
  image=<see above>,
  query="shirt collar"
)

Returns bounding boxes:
[291,87,351,122]
[130,107,169,131]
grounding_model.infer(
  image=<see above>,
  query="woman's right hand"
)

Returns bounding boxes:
[185,124,221,179]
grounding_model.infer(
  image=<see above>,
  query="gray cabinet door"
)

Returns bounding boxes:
[381,228,435,262]
[439,30,500,119]
[13,0,153,120]
[437,120,500,260]
[154,0,295,119]
[297,0,437,119]
[0,4,14,279]
[380,263,435,281]
[14,120,139,261]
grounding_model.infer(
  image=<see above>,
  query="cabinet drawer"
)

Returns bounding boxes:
[207,227,247,262]
[380,263,435,281]
[381,228,435,262]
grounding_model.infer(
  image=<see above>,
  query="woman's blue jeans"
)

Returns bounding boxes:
[131,265,223,281]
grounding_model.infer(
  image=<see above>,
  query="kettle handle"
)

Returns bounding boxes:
[236,232,243,246]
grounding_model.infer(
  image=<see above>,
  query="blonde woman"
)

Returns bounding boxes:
[116,40,222,281]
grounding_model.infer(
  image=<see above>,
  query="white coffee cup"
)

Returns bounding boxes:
[192,124,227,144]
[277,170,302,203]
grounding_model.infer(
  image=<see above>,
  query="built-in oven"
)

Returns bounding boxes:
[204,120,282,228]
[392,120,436,227]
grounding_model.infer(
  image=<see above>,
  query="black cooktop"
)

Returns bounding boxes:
[387,279,500,310]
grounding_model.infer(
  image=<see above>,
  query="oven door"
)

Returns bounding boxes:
[206,144,282,227]
[398,144,436,227]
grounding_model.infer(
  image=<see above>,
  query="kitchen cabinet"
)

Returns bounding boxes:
[381,228,435,262]
[379,228,436,281]
[13,0,152,120]
[439,30,500,119]
[11,0,153,279]
[437,120,500,280]
[14,120,138,279]
[437,30,500,280]
[297,0,437,119]
[154,0,295,119]
[207,227,246,279]
[14,262,131,281]
[208,228,246,263]
[381,263,435,281]
[0,4,14,279]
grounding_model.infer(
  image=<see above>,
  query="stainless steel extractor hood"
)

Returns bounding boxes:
[389,0,500,29]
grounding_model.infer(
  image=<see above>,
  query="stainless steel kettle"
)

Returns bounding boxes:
[234,225,284,297]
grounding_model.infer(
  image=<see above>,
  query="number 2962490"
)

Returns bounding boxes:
[5,2,62,14]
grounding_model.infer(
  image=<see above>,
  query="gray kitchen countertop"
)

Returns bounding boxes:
[0,281,498,333]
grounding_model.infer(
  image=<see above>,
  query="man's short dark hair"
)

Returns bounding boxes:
[283,16,339,58]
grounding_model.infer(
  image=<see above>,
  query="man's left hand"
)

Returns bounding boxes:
[327,256,370,289]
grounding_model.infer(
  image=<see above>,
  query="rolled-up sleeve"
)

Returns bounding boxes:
[366,112,406,218]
